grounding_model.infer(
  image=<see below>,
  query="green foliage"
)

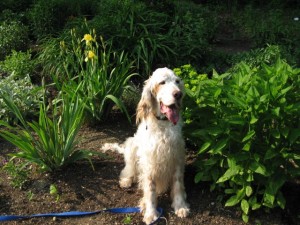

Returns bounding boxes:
[230,45,282,71]
[170,2,218,68]
[27,0,98,39]
[173,64,208,124]
[0,74,43,124]
[0,0,33,12]
[0,93,94,172]
[233,6,300,66]
[90,0,175,76]
[0,50,35,79]
[2,160,30,189]
[40,23,137,122]
[177,55,300,221]
[0,20,29,60]
[50,184,60,202]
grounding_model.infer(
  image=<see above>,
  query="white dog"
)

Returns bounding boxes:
[102,68,190,224]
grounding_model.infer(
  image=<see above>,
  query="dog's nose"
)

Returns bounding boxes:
[173,90,182,99]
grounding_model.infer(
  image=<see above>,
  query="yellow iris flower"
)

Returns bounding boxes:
[85,50,96,62]
[82,34,94,45]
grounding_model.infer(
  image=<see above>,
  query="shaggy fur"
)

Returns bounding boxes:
[102,67,190,224]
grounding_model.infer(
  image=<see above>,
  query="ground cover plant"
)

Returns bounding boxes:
[0,74,43,124]
[175,48,300,222]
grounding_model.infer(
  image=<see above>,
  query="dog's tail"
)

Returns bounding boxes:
[101,142,124,154]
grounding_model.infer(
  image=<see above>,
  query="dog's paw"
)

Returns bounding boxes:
[175,207,190,218]
[143,210,159,225]
[101,143,113,152]
[119,177,132,188]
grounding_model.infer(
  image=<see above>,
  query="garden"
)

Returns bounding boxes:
[0,0,299,224]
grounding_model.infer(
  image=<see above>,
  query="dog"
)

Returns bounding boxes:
[102,67,190,224]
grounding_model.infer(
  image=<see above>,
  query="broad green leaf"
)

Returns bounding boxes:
[226,116,245,125]
[276,191,286,209]
[246,185,253,197]
[225,188,245,207]
[198,142,211,154]
[228,94,247,109]
[264,148,278,160]
[242,130,255,143]
[242,213,249,223]
[211,138,228,154]
[250,114,258,124]
[241,199,249,214]
[217,167,239,183]
[194,172,203,183]
[250,161,268,176]
[242,142,251,151]
[271,129,280,139]
[272,107,280,117]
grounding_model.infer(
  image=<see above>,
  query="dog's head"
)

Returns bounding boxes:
[136,67,185,125]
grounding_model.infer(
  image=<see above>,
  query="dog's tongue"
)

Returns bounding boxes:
[160,103,179,125]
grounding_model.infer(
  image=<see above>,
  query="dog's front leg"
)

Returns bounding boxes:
[140,176,159,224]
[171,166,190,218]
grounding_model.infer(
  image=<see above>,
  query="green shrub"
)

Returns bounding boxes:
[0,20,29,60]
[176,56,300,222]
[27,0,98,39]
[0,0,33,12]
[169,2,219,68]
[90,0,175,76]
[0,50,35,79]
[0,93,94,172]
[0,74,43,124]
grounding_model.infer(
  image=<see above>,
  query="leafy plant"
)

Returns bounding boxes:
[2,160,30,189]
[0,74,43,124]
[176,56,300,222]
[0,92,93,172]
[169,2,218,69]
[50,184,60,202]
[0,50,35,79]
[0,20,29,60]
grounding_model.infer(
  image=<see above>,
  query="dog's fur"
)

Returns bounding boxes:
[102,68,190,224]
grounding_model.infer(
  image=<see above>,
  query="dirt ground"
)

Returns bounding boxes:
[0,116,299,225]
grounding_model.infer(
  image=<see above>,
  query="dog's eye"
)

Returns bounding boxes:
[159,81,166,85]
[176,79,180,84]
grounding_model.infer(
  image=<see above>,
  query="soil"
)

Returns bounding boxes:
[0,116,299,225]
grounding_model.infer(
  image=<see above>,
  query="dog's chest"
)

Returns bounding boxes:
[136,122,184,162]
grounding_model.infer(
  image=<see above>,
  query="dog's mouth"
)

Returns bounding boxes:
[160,102,180,125]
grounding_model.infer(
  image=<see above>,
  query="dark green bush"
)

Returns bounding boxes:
[175,51,300,222]
[0,74,43,124]
[0,50,35,79]
[169,2,219,68]
[27,0,98,39]
[0,20,29,60]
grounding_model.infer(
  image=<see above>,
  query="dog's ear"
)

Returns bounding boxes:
[136,79,155,124]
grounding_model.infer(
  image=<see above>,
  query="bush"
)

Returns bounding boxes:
[233,6,300,66]
[0,50,35,79]
[0,20,29,60]
[169,2,219,69]
[0,74,43,124]
[90,0,175,76]
[175,54,300,222]
[27,0,98,39]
